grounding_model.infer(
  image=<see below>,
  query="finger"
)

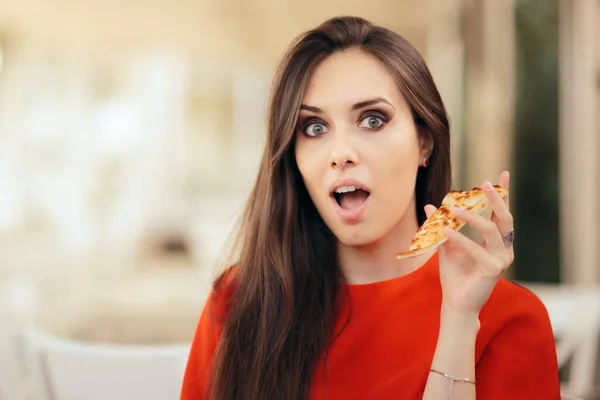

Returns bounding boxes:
[424,204,437,219]
[482,181,513,236]
[444,228,510,278]
[497,171,510,211]
[452,207,505,255]
[490,211,499,225]
[490,211,498,224]
[443,227,499,266]
[490,210,513,257]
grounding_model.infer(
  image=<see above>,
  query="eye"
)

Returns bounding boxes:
[359,115,384,130]
[304,123,328,137]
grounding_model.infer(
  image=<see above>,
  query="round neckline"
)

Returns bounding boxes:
[339,251,439,291]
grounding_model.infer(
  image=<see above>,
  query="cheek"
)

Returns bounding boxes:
[373,139,420,206]
[378,133,420,175]
[390,149,419,177]
[295,141,321,196]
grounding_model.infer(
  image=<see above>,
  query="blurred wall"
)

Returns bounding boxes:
[0,0,596,346]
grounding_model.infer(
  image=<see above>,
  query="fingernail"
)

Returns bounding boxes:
[452,207,463,214]
[485,181,494,189]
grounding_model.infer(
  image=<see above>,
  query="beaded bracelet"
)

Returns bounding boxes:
[430,369,476,400]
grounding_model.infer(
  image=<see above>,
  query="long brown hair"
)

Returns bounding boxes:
[207,16,451,399]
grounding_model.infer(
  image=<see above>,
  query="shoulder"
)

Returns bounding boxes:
[487,277,548,310]
[205,265,239,321]
[474,279,561,397]
[479,278,554,339]
[492,278,548,313]
[181,266,239,398]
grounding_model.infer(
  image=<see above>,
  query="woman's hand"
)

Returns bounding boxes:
[425,170,514,317]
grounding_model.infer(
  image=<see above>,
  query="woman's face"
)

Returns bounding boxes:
[295,49,432,247]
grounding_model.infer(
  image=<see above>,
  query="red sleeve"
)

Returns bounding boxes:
[181,272,234,400]
[180,296,220,399]
[475,291,561,400]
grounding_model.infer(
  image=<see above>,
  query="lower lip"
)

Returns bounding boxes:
[332,195,370,224]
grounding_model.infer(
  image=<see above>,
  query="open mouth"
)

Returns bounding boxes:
[333,186,371,210]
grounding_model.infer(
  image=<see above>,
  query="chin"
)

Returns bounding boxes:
[332,224,386,248]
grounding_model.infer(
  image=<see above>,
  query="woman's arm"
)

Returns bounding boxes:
[422,307,480,400]
[421,173,516,400]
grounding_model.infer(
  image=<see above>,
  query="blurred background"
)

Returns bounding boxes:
[0,0,598,399]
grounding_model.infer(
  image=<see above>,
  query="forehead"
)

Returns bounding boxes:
[302,48,405,107]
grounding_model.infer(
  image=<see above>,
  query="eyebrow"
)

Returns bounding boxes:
[352,97,395,111]
[299,97,395,113]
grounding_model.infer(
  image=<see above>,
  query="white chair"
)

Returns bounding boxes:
[561,395,585,400]
[20,328,190,400]
[526,284,600,400]
[0,331,28,400]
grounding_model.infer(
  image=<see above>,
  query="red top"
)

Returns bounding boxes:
[181,253,561,399]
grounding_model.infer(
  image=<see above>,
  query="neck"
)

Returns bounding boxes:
[338,203,433,285]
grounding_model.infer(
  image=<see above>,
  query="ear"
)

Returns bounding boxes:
[418,129,434,160]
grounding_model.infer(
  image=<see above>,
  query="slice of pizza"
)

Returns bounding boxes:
[395,185,509,259]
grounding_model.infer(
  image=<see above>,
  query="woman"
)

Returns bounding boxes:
[181,16,560,400]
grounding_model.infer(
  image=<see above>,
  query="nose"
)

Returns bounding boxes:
[328,130,359,170]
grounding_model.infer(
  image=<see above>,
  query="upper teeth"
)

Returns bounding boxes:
[334,185,358,194]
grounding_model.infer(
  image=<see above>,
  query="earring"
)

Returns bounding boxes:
[421,157,430,167]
